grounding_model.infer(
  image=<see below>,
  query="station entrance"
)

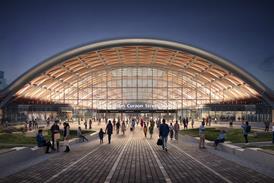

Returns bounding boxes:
[96,109,177,123]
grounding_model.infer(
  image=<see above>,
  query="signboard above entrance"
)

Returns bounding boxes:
[118,103,174,110]
[97,109,176,113]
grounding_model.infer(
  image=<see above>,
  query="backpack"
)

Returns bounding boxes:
[246,125,251,133]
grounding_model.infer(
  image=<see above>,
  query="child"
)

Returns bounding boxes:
[143,123,148,138]
[99,128,105,144]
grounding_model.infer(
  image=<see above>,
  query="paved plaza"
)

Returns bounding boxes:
[0,125,273,183]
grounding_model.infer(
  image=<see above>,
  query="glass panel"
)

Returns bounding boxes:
[123,88,137,99]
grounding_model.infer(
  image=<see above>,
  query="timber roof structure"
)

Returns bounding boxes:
[1,39,273,109]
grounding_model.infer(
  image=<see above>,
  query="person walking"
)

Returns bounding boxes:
[84,120,87,130]
[141,118,144,128]
[149,122,154,139]
[131,119,135,131]
[241,121,251,143]
[264,121,270,132]
[156,119,161,129]
[169,123,174,140]
[34,119,38,129]
[89,119,92,129]
[77,126,88,142]
[150,119,155,128]
[143,123,148,138]
[183,118,187,130]
[174,121,180,141]
[191,118,194,128]
[50,120,60,151]
[99,128,105,144]
[159,119,170,151]
[46,117,50,128]
[199,121,206,149]
[106,120,113,144]
[29,121,32,131]
[116,120,120,134]
[121,121,126,135]
[113,119,116,130]
[63,122,70,152]
[32,119,36,129]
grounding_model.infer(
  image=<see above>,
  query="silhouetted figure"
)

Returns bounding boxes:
[99,128,105,144]
[143,123,148,138]
[106,120,113,144]
[78,126,88,142]
[89,119,92,129]
[50,120,60,151]
[36,129,53,153]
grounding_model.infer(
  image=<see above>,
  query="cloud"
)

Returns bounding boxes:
[259,56,274,72]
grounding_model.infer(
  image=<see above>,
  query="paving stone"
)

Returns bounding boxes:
[0,127,273,183]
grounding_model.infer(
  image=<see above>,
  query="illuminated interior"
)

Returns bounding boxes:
[15,46,260,110]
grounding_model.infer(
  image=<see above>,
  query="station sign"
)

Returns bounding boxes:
[96,109,176,113]
[115,103,175,110]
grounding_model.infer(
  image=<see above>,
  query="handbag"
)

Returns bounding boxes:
[157,138,163,146]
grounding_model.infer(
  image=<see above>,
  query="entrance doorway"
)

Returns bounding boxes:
[96,109,177,123]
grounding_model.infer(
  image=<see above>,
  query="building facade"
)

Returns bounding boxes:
[0,39,273,123]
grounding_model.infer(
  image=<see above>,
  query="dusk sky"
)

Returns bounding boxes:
[0,0,274,89]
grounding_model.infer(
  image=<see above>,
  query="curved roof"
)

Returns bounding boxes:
[1,38,273,109]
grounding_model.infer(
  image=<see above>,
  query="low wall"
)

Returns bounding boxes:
[0,132,98,177]
[192,136,274,178]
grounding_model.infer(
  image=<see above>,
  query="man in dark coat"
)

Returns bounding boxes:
[159,119,170,151]
[36,129,52,153]
[105,120,113,144]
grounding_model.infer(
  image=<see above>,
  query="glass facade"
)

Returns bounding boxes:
[13,46,264,112]
[40,67,232,110]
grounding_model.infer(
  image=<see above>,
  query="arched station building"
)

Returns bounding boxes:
[0,38,274,123]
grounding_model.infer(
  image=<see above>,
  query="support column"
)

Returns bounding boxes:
[166,70,168,116]
[77,73,80,124]
[90,70,93,111]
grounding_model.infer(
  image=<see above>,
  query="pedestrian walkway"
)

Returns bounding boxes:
[0,126,273,183]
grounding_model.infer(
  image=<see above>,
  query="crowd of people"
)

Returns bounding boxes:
[33,114,264,155]
[24,119,39,131]
[35,118,93,154]
[96,117,183,152]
